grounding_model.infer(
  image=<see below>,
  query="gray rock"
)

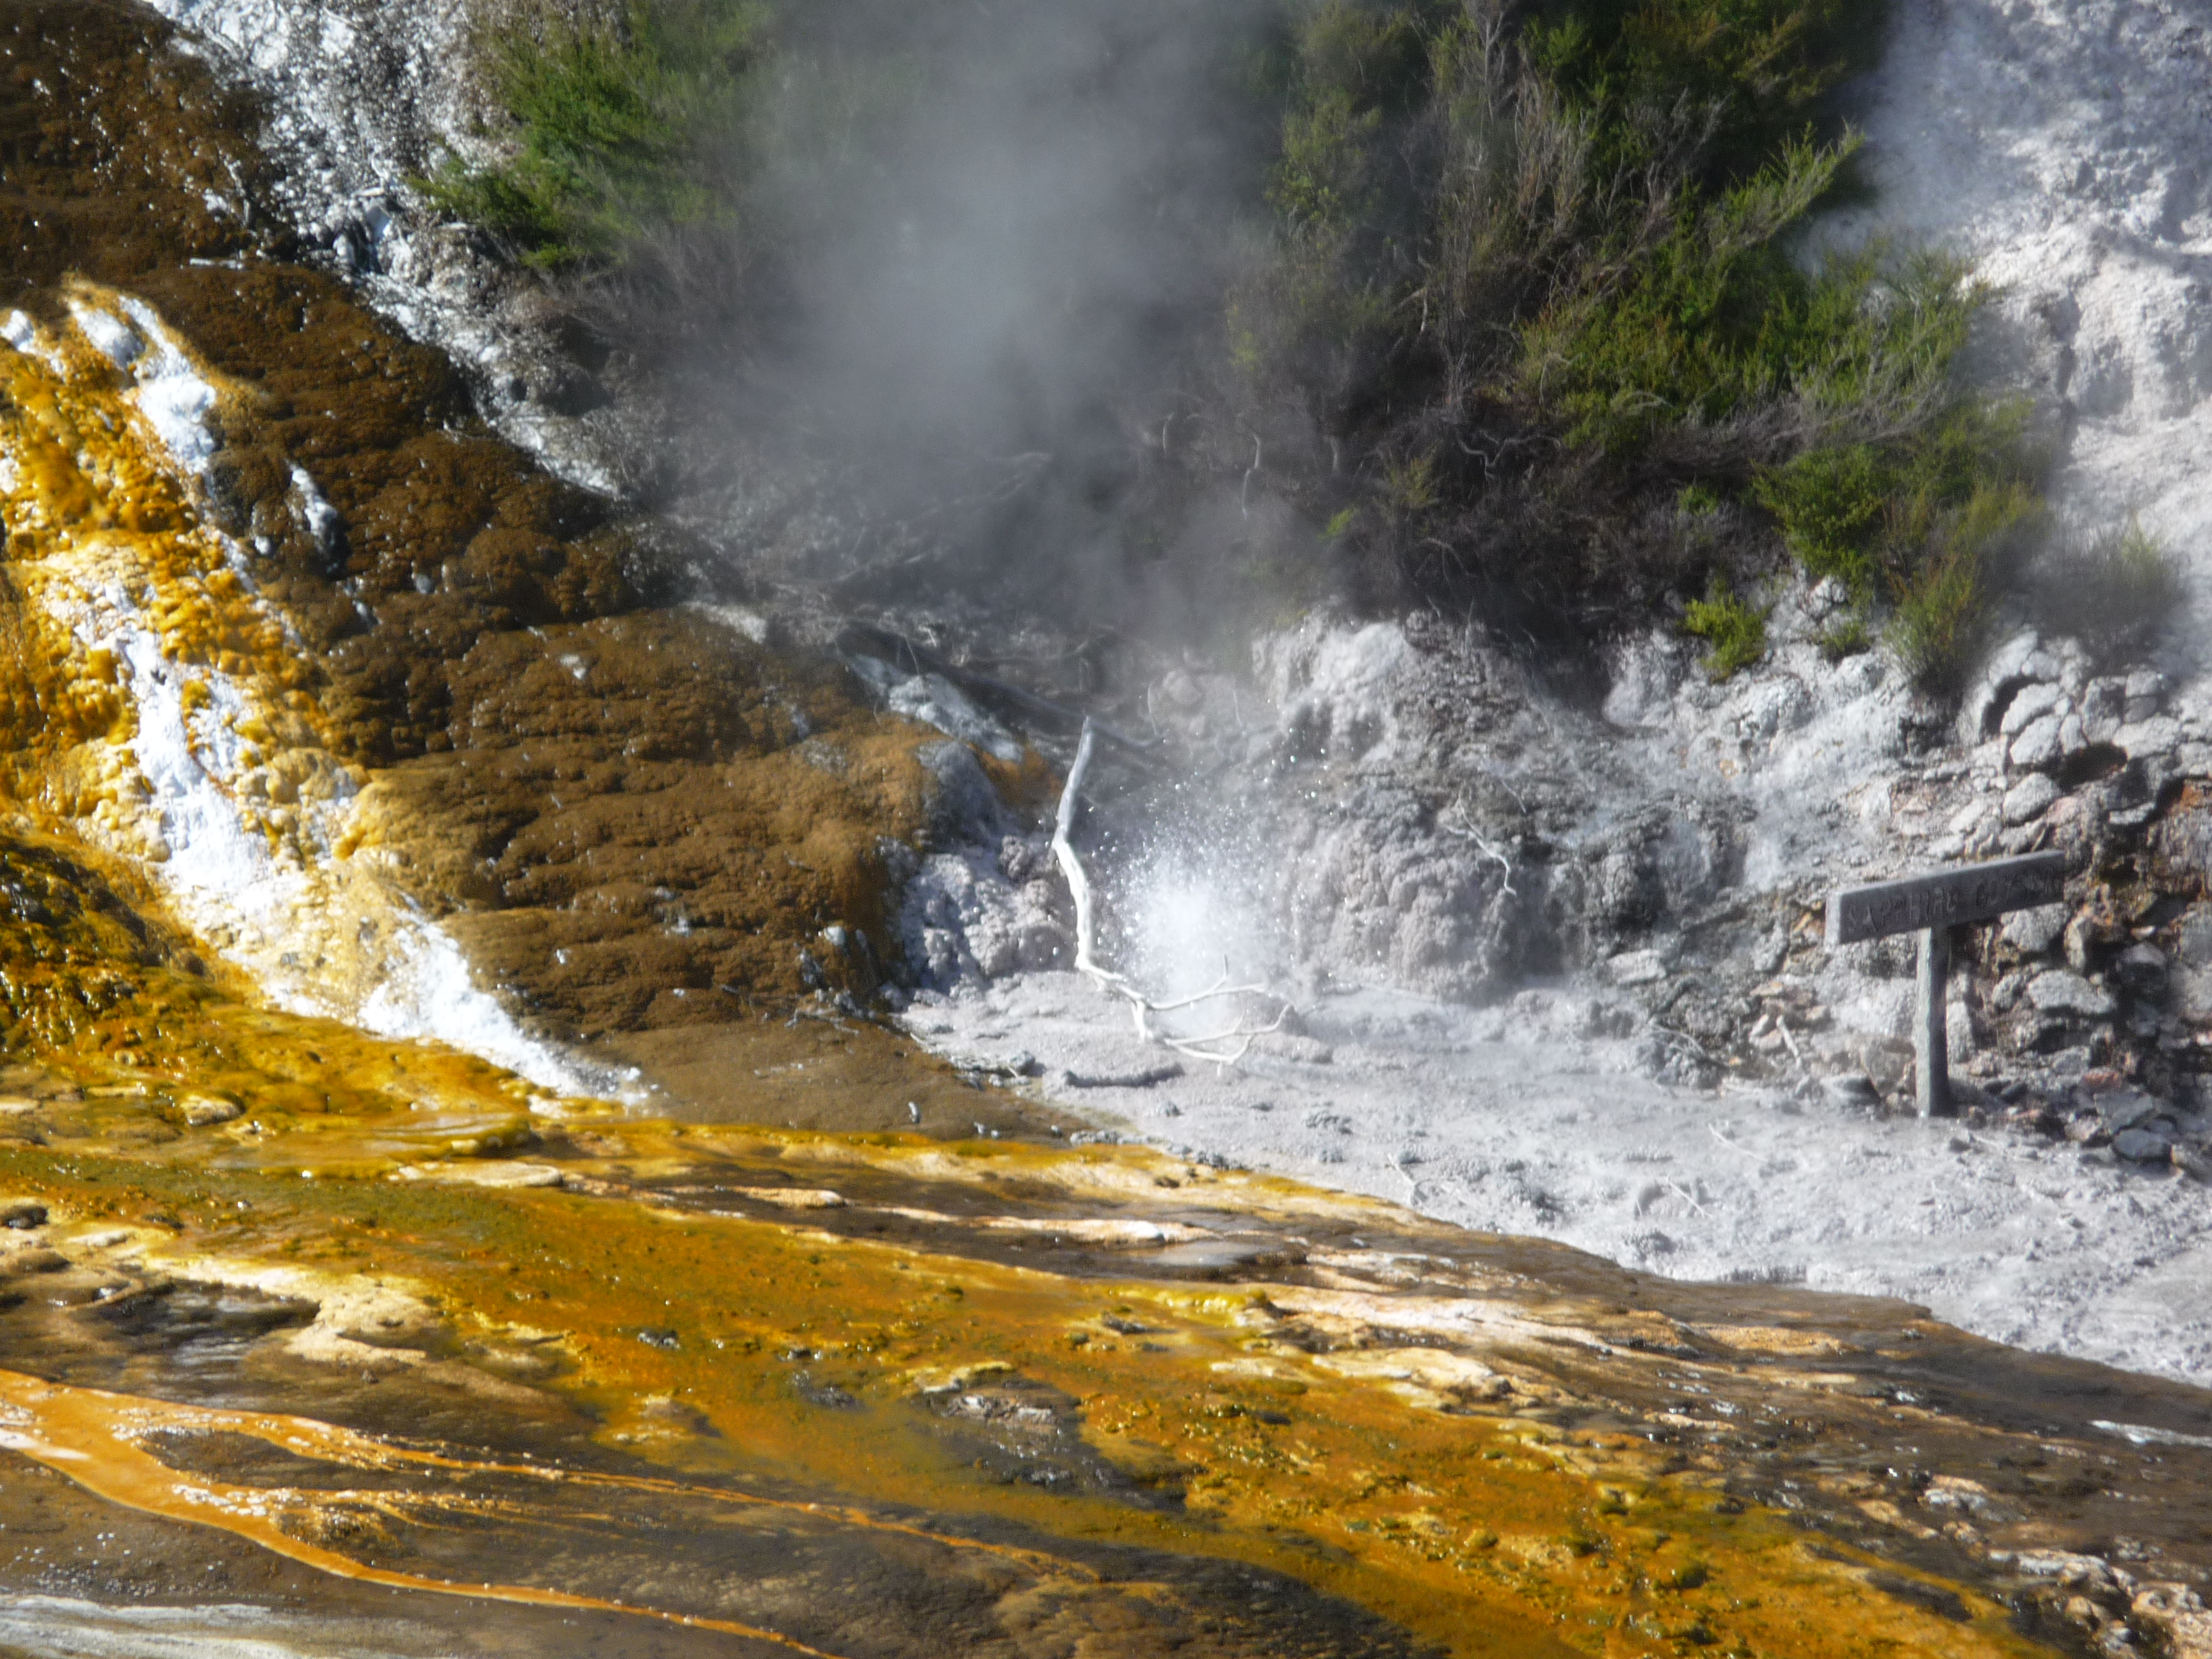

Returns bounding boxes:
[2081,678,2127,742]
[2028,970,2115,1017]
[2003,773,2062,824]
[1605,949,1669,987]
[2113,1126,2175,1163]
[2172,967,2212,1020]
[2001,904,2068,954]
[1987,630,2044,684]
[180,1095,244,1127]
[2181,907,2212,969]
[0,1198,45,1230]
[2126,669,2168,723]
[2058,712,2085,755]
[2001,681,2065,736]
[2010,716,2064,772]
[2097,1089,2162,1132]
[2115,715,2183,760]
[1822,1074,1882,1109]
[1959,630,2042,741]
[919,741,1013,846]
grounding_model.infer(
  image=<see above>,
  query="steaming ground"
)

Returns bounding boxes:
[888,0,2212,1394]
[906,977,2212,1389]
[141,0,2212,1393]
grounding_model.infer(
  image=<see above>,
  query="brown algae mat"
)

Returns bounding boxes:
[0,4,2203,1655]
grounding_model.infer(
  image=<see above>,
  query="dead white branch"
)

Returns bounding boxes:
[1052,719,1292,1066]
[1438,793,1517,898]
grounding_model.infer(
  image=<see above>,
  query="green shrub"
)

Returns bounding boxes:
[428,1,771,269]
[1756,441,1891,589]
[1812,613,1869,661]
[2031,517,2183,668]
[1887,478,2044,690]
[435,0,2058,693]
[1889,545,1985,693]
[1235,0,2048,674]
[1682,577,1768,678]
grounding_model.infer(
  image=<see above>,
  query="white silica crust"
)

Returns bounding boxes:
[0,1594,450,1659]
[1823,0,2212,660]
[142,0,648,497]
[911,976,2212,1388]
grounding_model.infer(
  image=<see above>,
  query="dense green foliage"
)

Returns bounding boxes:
[1238,0,2047,685]
[431,0,2072,693]
[428,1,771,269]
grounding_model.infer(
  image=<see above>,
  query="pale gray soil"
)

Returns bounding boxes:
[910,975,2212,1388]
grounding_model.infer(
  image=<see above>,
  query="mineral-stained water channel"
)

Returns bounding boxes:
[3,3,2212,1656]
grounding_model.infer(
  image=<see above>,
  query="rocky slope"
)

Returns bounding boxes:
[85,0,2212,1374]
[12,6,2212,1656]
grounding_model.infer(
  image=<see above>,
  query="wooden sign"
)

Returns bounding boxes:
[1823,851,2069,1119]
[1825,852,2067,947]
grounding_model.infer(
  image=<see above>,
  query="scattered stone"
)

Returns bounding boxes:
[179,1095,244,1126]
[2125,669,2170,724]
[396,1161,566,1189]
[2131,1582,2212,1659]
[2116,715,2184,761]
[2003,774,2062,824]
[2097,1091,2163,1134]
[2028,970,2115,1018]
[2181,909,2212,969]
[2009,716,2064,773]
[2065,1115,2110,1146]
[1257,1032,1336,1065]
[1062,1064,1184,1089]
[2174,1142,2211,1181]
[1605,949,1668,987]
[2081,678,2127,742]
[728,1187,846,1210]
[2002,904,2068,954]
[2001,682,2065,737]
[2115,1126,2176,1164]
[0,1198,46,1230]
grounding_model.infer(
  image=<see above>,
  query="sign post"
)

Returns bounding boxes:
[1825,851,2067,1117]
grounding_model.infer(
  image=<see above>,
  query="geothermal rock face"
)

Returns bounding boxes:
[8,3,2212,1658]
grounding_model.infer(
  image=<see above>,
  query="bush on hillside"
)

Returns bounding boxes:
[429,1,770,271]
[431,0,2062,696]
[1235,0,2047,687]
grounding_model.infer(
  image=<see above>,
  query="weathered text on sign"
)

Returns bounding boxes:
[1825,851,2067,948]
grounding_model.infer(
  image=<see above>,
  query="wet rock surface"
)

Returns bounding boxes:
[17,1,2212,1655]
[0,1,966,1086]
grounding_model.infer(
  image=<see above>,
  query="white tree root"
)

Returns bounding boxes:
[1051,720,1291,1066]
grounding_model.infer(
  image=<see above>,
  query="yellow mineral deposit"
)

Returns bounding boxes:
[0,1008,2077,1659]
[0,136,2153,1659]
[0,286,515,1060]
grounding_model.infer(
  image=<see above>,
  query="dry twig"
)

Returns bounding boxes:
[1051,720,1292,1065]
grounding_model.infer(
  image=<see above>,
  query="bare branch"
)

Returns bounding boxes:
[1051,719,1294,1068]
